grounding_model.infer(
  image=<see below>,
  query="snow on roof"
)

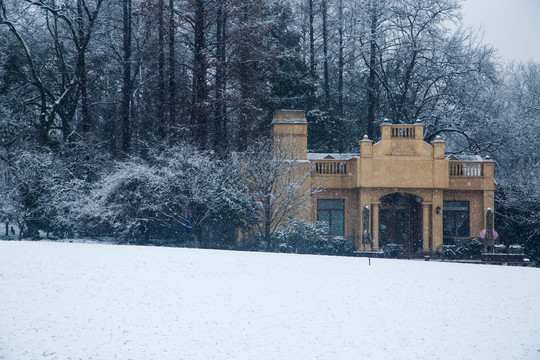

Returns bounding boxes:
[271,110,307,124]
[309,153,492,162]
[307,153,360,161]
[446,154,487,161]
[271,118,307,124]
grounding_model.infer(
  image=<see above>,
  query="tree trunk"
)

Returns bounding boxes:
[308,0,315,80]
[367,1,377,140]
[237,2,251,151]
[265,206,272,250]
[190,0,208,149]
[78,0,90,134]
[168,0,176,144]
[122,0,132,155]
[214,0,227,154]
[322,0,330,110]
[337,0,344,118]
[158,0,166,141]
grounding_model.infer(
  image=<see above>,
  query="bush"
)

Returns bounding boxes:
[271,219,355,256]
[272,219,328,254]
[453,238,483,257]
[236,235,268,252]
[314,236,356,256]
[71,145,258,245]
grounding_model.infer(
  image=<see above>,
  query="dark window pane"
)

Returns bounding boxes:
[318,199,344,210]
[330,210,344,235]
[443,201,470,237]
[379,209,391,246]
[455,212,470,237]
[443,212,454,237]
[443,201,469,211]
[394,209,407,243]
[318,210,330,228]
[317,199,345,235]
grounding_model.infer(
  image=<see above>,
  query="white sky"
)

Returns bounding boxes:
[461,0,540,63]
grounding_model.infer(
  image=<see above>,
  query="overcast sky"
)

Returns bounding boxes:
[461,0,540,63]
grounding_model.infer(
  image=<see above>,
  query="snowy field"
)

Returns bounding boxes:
[1,241,539,360]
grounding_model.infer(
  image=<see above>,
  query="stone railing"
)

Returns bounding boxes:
[449,161,483,177]
[312,161,348,175]
[391,125,416,138]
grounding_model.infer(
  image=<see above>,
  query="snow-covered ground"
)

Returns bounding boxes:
[1,241,539,360]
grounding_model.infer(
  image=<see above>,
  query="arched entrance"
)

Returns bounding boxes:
[379,193,422,252]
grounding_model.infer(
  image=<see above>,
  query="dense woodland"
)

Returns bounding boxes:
[0,0,538,257]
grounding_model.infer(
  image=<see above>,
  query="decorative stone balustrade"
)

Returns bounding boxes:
[391,126,416,138]
[449,162,483,177]
[312,161,348,175]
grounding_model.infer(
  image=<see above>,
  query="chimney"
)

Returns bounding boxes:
[271,110,308,160]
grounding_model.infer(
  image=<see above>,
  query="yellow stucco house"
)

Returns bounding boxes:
[272,110,497,253]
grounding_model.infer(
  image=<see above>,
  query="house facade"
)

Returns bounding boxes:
[272,110,496,253]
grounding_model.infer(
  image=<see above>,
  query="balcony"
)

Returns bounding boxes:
[310,158,357,189]
[312,160,348,175]
[449,161,484,177]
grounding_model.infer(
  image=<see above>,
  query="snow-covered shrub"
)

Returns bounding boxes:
[236,235,269,252]
[272,219,328,254]
[454,238,483,257]
[75,160,161,242]
[508,244,524,254]
[74,144,258,245]
[314,236,356,256]
[272,219,355,255]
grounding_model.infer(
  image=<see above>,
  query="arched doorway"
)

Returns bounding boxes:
[379,193,422,252]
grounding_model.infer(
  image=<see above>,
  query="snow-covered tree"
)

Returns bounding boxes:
[493,61,540,260]
[0,0,105,145]
[74,144,257,245]
[0,150,57,239]
[240,137,315,248]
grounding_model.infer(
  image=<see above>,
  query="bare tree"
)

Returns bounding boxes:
[0,0,104,145]
[241,137,315,247]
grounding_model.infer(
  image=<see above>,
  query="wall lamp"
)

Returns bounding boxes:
[436,206,441,214]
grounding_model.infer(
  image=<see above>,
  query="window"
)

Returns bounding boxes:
[443,201,470,237]
[317,199,344,235]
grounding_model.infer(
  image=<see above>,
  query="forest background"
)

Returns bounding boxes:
[0,0,538,257]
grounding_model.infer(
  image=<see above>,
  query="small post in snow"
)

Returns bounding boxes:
[362,205,372,251]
